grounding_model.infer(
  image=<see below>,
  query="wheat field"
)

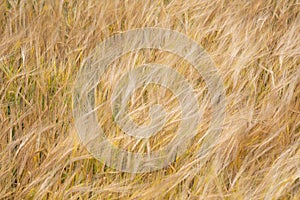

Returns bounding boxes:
[0,0,300,199]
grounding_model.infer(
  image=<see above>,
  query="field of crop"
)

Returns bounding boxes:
[0,0,300,199]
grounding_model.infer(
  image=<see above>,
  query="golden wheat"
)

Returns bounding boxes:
[0,0,300,199]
